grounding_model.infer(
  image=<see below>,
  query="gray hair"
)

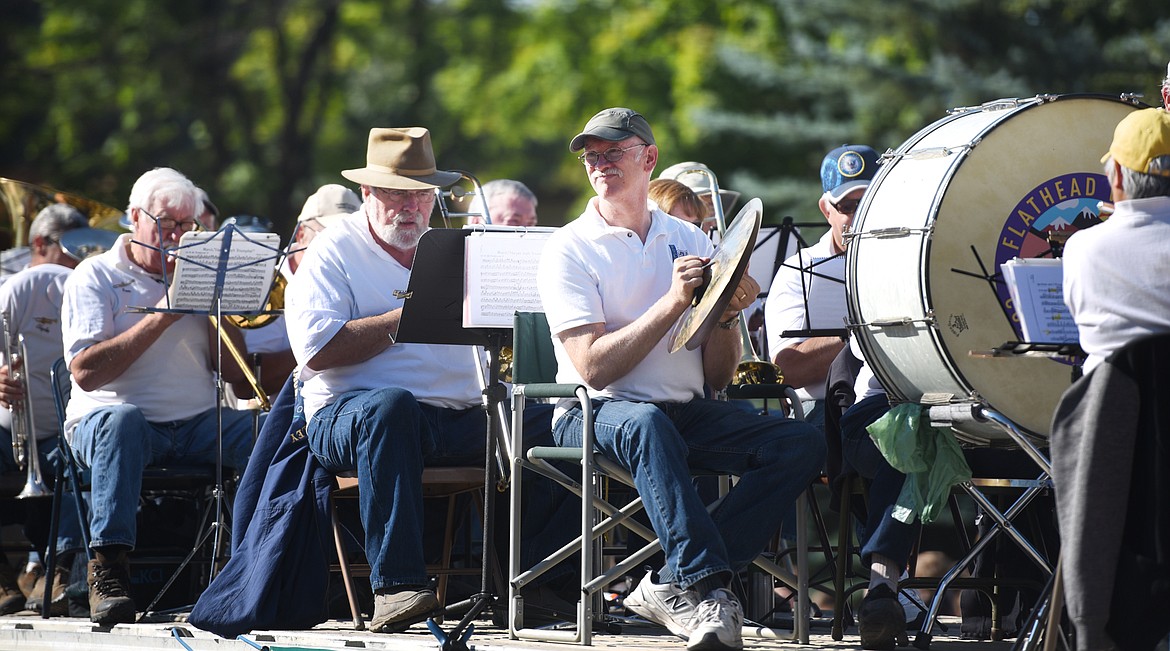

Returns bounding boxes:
[1113,154,1170,199]
[29,204,88,243]
[481,179,537,207]
[127,167,199,218]
[1163,60,1170,94]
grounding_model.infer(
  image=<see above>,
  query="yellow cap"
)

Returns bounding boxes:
[1101,108,1170,177]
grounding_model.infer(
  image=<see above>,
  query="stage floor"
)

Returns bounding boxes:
[0,611,1016,651]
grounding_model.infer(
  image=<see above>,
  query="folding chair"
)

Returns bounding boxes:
[41,357,220,616]
[506,311,808,645]
[328,466,500,630]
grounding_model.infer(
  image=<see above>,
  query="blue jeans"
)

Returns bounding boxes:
[0,428,84,556]
[839,393,919,568]
[553,398,824,590]
[70,404,256,549]
[307,387,569,592]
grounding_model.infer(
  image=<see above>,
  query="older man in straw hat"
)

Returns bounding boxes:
[284,127,463,632]
[285,128,573,633]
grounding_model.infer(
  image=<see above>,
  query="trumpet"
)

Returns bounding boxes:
[1,312,50,499]
[687,167,784,386]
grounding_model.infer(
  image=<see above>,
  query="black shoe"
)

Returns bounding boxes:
[858,584,908,650]
[87,558,136,625]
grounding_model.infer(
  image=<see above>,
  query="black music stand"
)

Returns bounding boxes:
[134,223,284,619]
[396,228,513,651]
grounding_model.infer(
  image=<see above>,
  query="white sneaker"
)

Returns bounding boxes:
[623,569,700,639]
[686,588,743,651]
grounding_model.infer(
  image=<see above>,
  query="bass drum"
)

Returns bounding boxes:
[846,95,1141,444]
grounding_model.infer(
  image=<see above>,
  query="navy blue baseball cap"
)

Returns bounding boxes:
[820,145,880,201]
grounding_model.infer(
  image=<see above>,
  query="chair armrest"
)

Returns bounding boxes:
[528,446,584,462]
[514,382,586,400]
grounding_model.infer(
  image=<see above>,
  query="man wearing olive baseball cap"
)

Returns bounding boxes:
[1064,108,1170,374]
[538,108,823,651]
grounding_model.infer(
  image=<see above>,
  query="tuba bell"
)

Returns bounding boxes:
[2,313,50,499]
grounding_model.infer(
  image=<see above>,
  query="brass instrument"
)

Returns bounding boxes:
[437,170,492,226]
[2,313,50,499]
[224,273,286,330]
[670,168,784,384]
[0,177,124,249]
[208,273,286,411]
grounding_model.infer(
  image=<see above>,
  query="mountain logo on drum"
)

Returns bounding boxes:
[993,171,1110,342]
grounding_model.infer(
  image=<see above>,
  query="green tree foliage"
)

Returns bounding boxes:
[1,0,1166,238]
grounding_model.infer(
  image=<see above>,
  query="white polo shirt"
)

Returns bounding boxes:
[537,198,712,407]
[1063,195,1170,374]
[764,231,847,400]
[285,211,481,420]
[61,234,216,436]
[0,263,72,440]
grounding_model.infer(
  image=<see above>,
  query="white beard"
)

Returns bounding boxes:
[372,212,428,250]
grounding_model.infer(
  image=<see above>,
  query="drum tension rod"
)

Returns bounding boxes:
[844,226,932,242]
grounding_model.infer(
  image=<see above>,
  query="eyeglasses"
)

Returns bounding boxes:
[577,143,648,167]
[831,198,861,215]
[371,187,435,204]
[138,207,201,233]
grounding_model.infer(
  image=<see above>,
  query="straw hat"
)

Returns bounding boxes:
[341,127,461,190]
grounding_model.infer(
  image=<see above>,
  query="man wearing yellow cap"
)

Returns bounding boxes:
[1063,108,1170,373]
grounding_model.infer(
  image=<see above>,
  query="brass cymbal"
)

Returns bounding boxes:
[670,197,762,353]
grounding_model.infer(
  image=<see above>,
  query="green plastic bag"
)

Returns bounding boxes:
[867,403,972,524]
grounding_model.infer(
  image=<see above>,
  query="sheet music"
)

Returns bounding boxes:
[463,229,552,328]
[1001,257,1079,344]
[167,230,281,313]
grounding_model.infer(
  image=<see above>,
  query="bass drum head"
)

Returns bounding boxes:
[848,95,1140,442]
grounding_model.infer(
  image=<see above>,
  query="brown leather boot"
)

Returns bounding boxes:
[87,551,136,625]
[17,564,43,599]
[0,565,23,615]
[26,562,71,616]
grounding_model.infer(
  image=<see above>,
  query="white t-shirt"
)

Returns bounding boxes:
[285,211,481,420]
[764,231,847,400]
[0,263,72,440]
[61,234,216,436]
[537,198,713,407]
[1063,195,1170,374]
[848,337,886,403]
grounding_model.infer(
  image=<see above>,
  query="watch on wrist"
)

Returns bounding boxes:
[717,315,741,330]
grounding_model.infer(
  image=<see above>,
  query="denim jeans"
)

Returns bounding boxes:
[553,397,824,590]
[307,387,570,592]
[0,427,83,556]
[70,404,256,549]
[838,393,920,567]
